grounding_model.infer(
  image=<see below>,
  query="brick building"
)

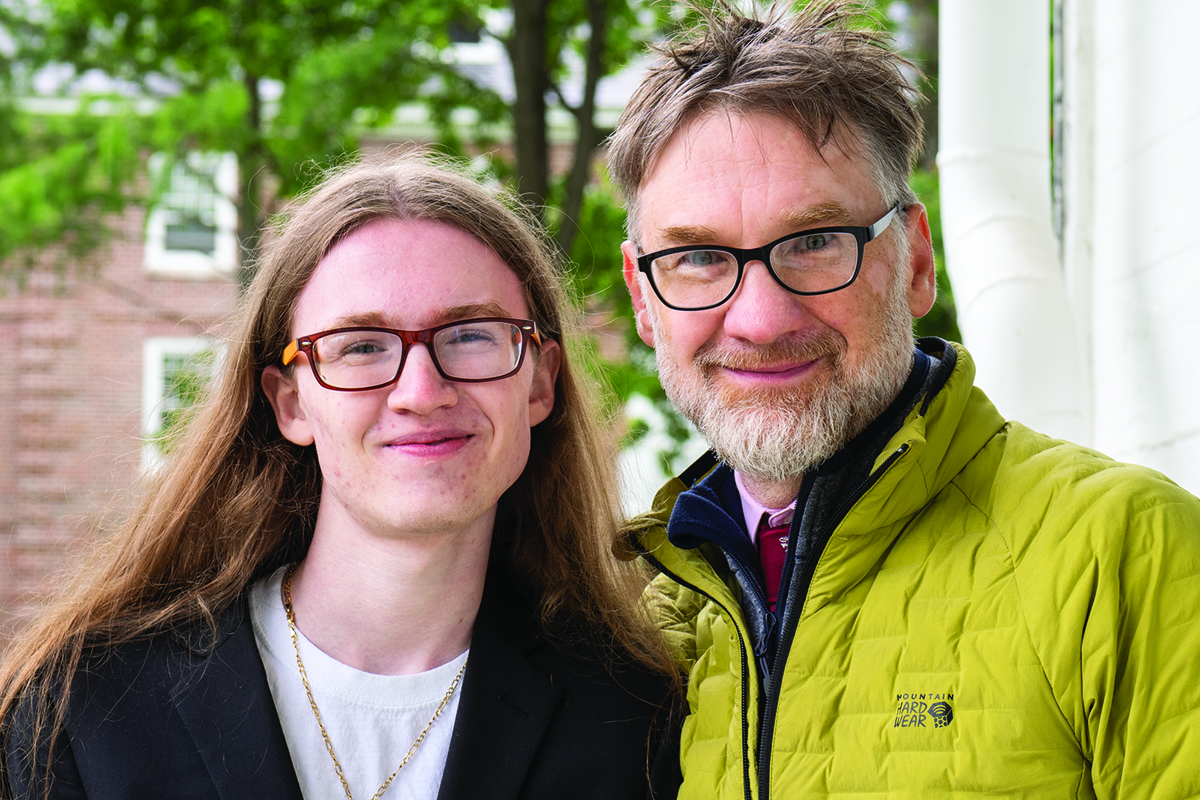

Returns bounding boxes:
[0,154,240,643]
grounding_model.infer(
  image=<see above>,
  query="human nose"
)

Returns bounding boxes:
[386,343,458,415]
[720,260,810,344]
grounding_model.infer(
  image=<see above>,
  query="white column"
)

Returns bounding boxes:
[1085,0,1200,493]
[938,0,1087,443]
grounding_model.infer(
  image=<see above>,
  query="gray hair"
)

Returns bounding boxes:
[607,0,924,242]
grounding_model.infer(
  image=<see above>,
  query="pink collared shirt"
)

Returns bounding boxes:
[734,471,797,543]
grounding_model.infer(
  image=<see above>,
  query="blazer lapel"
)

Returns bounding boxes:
[172,600,304,800]
[437,574,561,800]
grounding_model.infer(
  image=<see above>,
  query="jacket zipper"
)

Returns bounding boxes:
[755,442,911,800]
[718,545,777,679]
[640,549,757,800]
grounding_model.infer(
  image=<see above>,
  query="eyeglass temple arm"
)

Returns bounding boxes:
[281,339,303,366]
[868,205,903,240]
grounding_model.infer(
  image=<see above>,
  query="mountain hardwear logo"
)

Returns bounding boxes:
[928,701,953,728]
[893,693,954,728]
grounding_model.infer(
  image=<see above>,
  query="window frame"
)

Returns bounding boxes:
[141,336,221,468]
[143,152,239,278]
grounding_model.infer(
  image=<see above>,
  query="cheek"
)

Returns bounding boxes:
[472,383,533,452]
[658,307,723,358]
[501,395,534,456]
[484,399,535,497]
[509,425,533,472]
[305,395,368,453]
[834,291,898,364]
[857,248,901,299]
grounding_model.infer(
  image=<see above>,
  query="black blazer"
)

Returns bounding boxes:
[5,570,681,799]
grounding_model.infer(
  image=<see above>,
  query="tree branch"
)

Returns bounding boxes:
[554,0,608,257]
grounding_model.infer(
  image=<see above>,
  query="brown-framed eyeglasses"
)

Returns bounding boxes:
[281,317,542,391]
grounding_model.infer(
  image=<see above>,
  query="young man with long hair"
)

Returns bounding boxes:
[1,154,679,799]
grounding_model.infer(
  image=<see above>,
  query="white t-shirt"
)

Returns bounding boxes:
[250,566,467,800]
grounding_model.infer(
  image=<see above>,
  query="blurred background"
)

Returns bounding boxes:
[1,0,1196,643]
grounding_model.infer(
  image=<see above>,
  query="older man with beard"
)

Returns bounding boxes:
[608,3,1200,800]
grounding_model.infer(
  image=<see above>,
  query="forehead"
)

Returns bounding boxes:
[636,111,882,246]
[290,217,530,334]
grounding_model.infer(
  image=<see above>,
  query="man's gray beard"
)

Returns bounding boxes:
[653,275,916,485]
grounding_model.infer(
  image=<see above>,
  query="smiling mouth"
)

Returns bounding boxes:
[406,435,458,446]
[384,431,473,452]
[730,359,817,374]
[717,357,822,382]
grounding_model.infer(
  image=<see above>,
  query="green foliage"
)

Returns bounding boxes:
[2,0,659,272]
[543,0,654,93]
[0,101,142,277]
[2,0,513,275]
[266,3,509,195]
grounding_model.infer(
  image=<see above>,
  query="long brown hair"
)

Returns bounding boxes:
[0,151,674,792]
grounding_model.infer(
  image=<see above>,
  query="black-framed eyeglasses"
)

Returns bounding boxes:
[281,317,542,391]
[636,205,903,311]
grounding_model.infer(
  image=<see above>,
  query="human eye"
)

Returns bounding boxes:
[345,339,386,356]
[442,323,501,349]
[679,250,720,267]
[797,233,833,252]
[775,231,852,265]
[656,249,734,278]
[320,331,396,365]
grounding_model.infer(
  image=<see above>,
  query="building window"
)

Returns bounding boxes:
[144,152,238,277]
[142,337,220,467]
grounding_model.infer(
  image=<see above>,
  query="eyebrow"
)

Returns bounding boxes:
[654,225,723,247]
[326,302,513,331]
[781,201,857,229]
[648,201,858,251]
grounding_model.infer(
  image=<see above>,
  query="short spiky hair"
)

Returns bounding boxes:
[607,0,924,240]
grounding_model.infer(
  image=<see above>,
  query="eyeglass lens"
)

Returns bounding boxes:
[312,320,525,389]
[650,230,859,309]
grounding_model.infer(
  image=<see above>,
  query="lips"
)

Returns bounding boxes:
[381,428,473,456]
[719,358,822,385]
[727,358,819,374]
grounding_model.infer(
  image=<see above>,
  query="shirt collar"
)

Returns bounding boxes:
[734,470,797,544]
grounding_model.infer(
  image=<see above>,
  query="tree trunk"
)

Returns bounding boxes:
[236,72,264,292]
[554,0,608,257]
[506,0,552,217]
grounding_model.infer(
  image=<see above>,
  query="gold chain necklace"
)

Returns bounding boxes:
[282,565,468,800]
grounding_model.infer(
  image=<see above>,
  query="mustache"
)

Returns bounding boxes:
[692,329,846,372]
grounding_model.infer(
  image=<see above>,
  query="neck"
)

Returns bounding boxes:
[738,473,803,510]
[288,514,493,675]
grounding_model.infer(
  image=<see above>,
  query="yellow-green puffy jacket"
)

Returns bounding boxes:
[636,343,1200,799]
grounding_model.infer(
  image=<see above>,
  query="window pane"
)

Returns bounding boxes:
[163,158,220,255]
[164,223,218,253]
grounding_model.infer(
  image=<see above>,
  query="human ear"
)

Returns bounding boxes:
[903,204,938,318]
[622,241,656,347]
[261,365,315,446]
[527,338,561,427]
